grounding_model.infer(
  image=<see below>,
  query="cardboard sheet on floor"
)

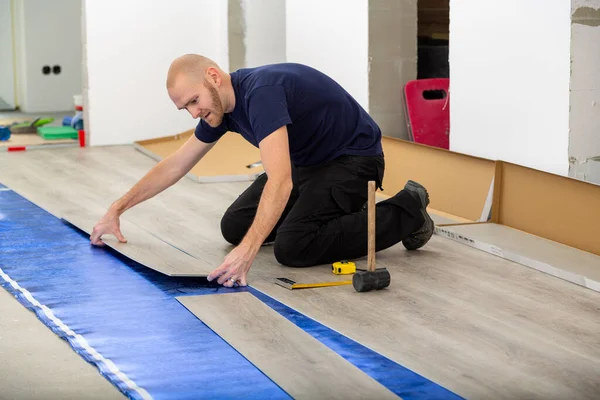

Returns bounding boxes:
[177,292,400,400]
[62,208,213,277]
[435,223,600,292]
[134,130,264,183]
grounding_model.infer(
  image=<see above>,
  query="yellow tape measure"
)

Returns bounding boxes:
[332,260,356,275]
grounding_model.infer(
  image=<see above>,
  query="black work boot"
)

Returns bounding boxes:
[402,180,434,250]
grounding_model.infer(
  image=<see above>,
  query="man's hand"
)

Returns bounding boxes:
[207,125,293,287]
[90,209,127,246]
[207,243,259,287]
[88,135,215,247]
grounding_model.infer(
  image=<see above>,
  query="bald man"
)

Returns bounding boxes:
[91,54,434,287]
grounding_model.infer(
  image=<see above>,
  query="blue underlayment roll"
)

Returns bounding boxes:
[0,185,461,400]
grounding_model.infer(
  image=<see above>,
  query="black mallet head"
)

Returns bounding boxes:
[352,268,391,292]
[352,181,392,293]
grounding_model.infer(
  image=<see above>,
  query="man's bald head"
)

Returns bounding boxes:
[167,54,235,127]
[166,54,221,88]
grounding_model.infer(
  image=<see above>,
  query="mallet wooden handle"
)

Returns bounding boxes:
[368,180,376,272]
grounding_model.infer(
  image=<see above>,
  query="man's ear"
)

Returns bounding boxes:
[205,67,221,86]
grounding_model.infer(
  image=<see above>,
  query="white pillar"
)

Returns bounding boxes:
[242,0,286,68]
[449,0,572,176]
[83,0,228,146]
[569,0,600,183]
[286,0,416,139]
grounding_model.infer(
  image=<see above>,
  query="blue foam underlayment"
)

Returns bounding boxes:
[0,186,462,400]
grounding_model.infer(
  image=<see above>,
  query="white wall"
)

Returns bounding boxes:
[84,0,228,146]
[449,0,572,176]
[0,0,16,110]
[286,0,369,110]
[14,0,82,112]
[242,0,286,68]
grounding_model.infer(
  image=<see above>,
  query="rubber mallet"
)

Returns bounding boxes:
[352,181,391,292]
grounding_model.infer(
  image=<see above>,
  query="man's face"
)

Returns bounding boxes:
[170,76,224,127]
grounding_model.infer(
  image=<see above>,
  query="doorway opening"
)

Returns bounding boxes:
[417,0,449,79]
[0,0,83,150]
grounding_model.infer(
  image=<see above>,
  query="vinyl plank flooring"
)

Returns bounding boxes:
[177,292,400,400]
[63,208,213,277]
[2,146,600,399]
[441,223,600,291]
[0,152,213,276]
[250,240,600,400]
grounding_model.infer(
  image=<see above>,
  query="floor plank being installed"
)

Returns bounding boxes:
[63,208,213,277]
[178,292,399,400]
[1,146,600,399]
[0,159,212,277]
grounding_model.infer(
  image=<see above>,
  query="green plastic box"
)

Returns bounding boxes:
[37,126,78,140]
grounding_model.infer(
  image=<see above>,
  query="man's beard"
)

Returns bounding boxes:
[204,78,224,127]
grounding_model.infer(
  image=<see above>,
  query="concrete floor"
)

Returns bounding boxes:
[0,288,124,399]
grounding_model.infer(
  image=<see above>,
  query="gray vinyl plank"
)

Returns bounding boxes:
[0,151,212,277]
[251,239,600,400]
[63,208,212,277]
[439,223,600,291]
[2,146,600,399]
[177,292,400,400]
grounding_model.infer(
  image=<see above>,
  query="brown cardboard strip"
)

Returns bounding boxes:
[134,130,264,182]
[376,192,474,224]
[177,292,400,400]
[381,137,495,222]
[497,162,600,256]
[435,223,600,292]
[135,133,495,219]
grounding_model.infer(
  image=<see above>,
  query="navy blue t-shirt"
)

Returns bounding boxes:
[194,63,382,166]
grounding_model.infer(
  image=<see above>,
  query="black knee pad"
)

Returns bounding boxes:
[220,214,244,245]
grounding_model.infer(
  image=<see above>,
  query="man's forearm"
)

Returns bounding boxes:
[241,178,293,250]
[111,158,185,216]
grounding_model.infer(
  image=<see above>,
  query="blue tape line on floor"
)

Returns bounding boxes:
[248,288,462,399]
[0,189,290,400]
[0,187,463,399]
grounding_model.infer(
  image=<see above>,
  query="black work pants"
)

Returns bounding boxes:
[220,154,424,267]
